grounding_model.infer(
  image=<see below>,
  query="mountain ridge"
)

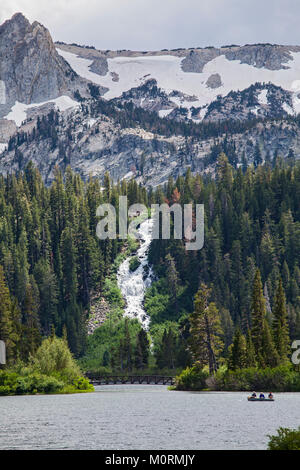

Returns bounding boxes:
[0,12,300,186]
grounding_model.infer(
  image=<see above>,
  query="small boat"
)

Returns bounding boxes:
[247,396,274,401]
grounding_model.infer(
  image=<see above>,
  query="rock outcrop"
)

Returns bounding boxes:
[206,73,222,89]
[181,44,300,73]
[224,44,298,70]
[181,48,220,73]
[0,98,299,188]
[203,82,293,122]
[0,12,89,118]
[89,57,109,76]
[114,79,175,113]
[87,296,110,335]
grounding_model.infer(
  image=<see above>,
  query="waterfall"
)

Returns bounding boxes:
[117,218,153,330]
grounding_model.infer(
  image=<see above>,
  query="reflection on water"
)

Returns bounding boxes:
[1,386,300,450]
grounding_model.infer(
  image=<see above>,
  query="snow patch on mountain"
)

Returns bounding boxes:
[0,143,7,153]
[57,48,300,116]
[4,96,79,127]
[258,89,268,105]
[87,118,97,127]
[159,109,173,118]
[0,81,6,105]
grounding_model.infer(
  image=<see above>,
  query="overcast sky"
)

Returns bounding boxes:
[1,0,300,51]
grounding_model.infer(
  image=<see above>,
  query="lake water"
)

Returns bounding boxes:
[0,386,300,450]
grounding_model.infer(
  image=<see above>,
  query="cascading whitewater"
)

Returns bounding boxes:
[117,219,153,330]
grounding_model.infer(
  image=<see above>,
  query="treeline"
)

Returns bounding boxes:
[92,97,265,139]
[7,98,262,158]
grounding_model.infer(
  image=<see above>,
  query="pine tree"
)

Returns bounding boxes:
[123,318,132,371]
[155,329,168,369]
[261,319,280,368]
[254,142,262,168]
[165,254,179,314]
[245,330,257,367]
[60,227,78,305]
[155,327,177,370]
[189,284,223,374]
[134,329,150,369]
[33,259,58,336]
[0,265,16,364]
[15,228,30,305]
[21,283,42,359]
[228,327,247,370]
[273,279,290,363]
[220,308,234,350]
[165,328,177,369]
[250,269,266,359]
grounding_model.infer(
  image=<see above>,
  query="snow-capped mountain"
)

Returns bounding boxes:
[0,13,106,140]
[55,41,300,121]
[2,12,300,132]
[1,12,300,186]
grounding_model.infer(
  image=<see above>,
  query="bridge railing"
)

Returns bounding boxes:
[86,374,175,385]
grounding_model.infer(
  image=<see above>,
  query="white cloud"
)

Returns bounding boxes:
[0,0,299,50]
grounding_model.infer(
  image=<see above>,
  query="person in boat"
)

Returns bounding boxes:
[251,392,257,398]
[268,392,274,399]
[259,393,265,399]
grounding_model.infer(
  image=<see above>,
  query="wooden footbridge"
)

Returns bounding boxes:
[86,374,175,386]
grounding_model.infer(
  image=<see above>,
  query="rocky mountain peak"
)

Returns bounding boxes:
[0,12,31,34]
[0,13,90,119]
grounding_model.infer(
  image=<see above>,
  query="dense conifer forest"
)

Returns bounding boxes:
[0,156,300,391]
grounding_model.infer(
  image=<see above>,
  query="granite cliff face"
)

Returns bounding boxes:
[0,100,299,187]
[0,12,96,118]
[181,44,300,73]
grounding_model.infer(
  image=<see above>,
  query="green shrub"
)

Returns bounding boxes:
[175,364,209,390]
[129,256,141,272]
[0,370,18,389]
[103,278,124,307]
[127,236,139,254]
[0,337,94,396]
[220,365,300,392]
[32,336,82,377]
[0,385,12,395]
[72,376,94,391]
[0,370,65,395]
[174,364,300,392]
[268,427,300,450]
[16,373,64,395]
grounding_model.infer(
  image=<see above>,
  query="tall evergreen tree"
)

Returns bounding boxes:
[134,329,150,370]
[228,327,247,370]
[0,265,17,364]
[250,269,266,359]
[272,279,290,363]
[245,330,257,367]
[261,319,280,368]
[189,284,223,374]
